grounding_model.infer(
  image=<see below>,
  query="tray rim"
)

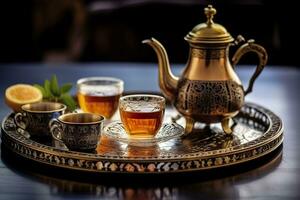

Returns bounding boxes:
[1,102,284,173]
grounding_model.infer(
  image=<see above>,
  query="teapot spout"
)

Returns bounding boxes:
[142,38,178,101]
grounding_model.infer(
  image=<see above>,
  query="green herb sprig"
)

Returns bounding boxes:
[34,75,77,111]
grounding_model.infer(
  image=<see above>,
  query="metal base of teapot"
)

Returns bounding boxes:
[185,116,233,135]
[221,117,233,134]
[173,78,244,135]
[172,114,234,135]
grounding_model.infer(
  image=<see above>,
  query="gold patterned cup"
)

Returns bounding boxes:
[119,94,166,139]
[49,113,104,151]
[14,102,66,139]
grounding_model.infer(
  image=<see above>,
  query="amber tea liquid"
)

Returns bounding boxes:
[120,109,164,138]
[78,93,120,119]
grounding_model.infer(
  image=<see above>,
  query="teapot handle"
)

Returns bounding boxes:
[232,36,268,96]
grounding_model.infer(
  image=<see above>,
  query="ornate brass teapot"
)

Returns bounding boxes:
[143,5,267,134]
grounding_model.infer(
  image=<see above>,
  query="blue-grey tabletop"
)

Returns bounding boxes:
[0,63,299,199]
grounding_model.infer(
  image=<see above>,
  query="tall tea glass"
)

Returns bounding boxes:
[77,77,124,119]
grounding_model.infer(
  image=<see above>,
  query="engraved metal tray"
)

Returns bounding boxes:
[0,103,283,174]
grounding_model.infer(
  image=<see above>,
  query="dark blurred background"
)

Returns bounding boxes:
[0,0,297,65]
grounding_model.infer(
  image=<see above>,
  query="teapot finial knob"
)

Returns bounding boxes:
[205,5,216,25]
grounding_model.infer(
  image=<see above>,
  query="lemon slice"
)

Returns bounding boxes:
[5,84,43,112]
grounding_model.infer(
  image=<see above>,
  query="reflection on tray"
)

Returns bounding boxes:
[0,142,283,199]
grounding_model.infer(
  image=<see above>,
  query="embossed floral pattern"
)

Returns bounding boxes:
[176,79,244,117]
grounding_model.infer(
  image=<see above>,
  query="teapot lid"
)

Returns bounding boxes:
[185,5,234,44]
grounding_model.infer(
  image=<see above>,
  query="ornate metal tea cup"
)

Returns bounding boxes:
[14,102,66,138]
[49,113,104,151]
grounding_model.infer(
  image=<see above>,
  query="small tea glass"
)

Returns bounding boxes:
[77,77,124,119]
[119,94,166,139]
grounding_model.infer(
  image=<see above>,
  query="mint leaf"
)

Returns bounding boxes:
[60,94,77,111]
[44,79,53,98]
[33,84,48,98]
[50,75,60,96]
[60,83,72,94]
[36,75,76,110]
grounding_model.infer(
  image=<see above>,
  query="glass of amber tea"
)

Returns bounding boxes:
[119,94,165,139]
[77,77,124,119]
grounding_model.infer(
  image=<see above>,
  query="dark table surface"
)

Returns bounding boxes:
[0,63,299,199]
